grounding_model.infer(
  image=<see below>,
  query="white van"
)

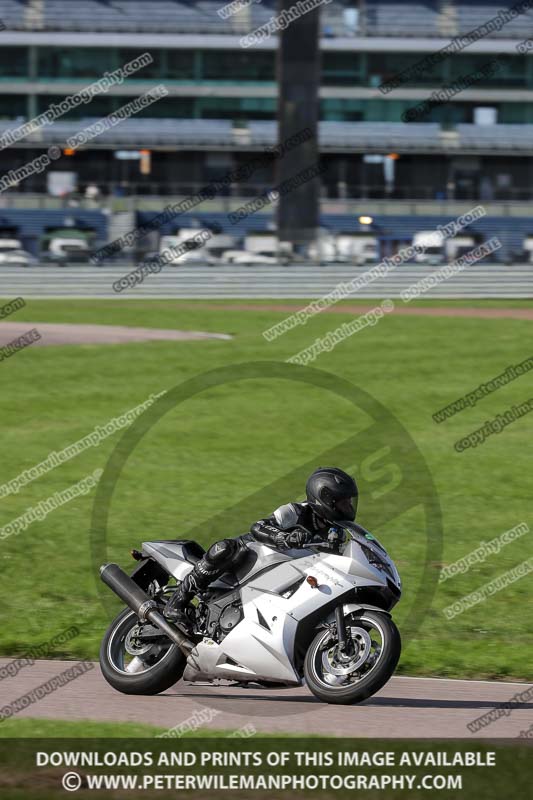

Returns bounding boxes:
[336,235,378,264]
[0,238,23,252]
[412,231,445,264]
[446,236,476,262]
[159,231,216,265]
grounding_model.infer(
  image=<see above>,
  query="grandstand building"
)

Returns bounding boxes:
[0,1,533,262]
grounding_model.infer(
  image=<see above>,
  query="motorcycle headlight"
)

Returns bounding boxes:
[361,544,394,580]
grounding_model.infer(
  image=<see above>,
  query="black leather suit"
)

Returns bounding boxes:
[166,502,329,615]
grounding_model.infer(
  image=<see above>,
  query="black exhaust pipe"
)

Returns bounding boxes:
[100,563,194,657]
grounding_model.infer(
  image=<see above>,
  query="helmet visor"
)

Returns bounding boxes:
[335,494,357,521]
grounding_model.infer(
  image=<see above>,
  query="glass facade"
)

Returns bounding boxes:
[18,47,533,88]
[37,48,116,79]
[0,46,531,123]
[0,47,29,79]
[36,48,269,83]
[0,96,26,118]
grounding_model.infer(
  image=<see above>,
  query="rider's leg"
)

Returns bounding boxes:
[164,538,245,624]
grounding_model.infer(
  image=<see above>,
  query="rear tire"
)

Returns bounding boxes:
[100,608,186,695]
[304,610,401,705]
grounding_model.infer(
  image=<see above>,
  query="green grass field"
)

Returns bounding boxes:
[0,298,531,680]
[0,718,270,738]
[0,718,166,738]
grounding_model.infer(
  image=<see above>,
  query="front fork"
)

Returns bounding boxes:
[335,604,349,652]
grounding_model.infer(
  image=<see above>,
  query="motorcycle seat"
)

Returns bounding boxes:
[149,539,206,564]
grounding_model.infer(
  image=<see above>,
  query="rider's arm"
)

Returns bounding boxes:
[250,503,312,549]
[250,517,286,547]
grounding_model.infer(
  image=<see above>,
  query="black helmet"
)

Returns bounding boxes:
[306,467,358,523]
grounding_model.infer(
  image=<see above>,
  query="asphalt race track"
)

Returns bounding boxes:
[0,322,232,347]
[1,660,531,738]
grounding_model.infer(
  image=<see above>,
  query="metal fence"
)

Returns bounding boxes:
[0,263,531,299]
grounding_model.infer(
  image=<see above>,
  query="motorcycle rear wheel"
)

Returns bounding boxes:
[100,608,186,695]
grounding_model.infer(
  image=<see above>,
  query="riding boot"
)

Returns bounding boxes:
[164,538,247,630]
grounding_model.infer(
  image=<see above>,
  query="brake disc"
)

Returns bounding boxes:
[322,627,372,675]
[124,625,153,656]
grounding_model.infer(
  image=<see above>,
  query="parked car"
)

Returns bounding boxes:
[0,238,24,253]
[0,248,36,267]
[220,249,278,265]
[159,232,217,266]
[41,236,92,265]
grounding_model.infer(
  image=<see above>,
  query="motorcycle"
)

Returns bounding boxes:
[99,521,402,705]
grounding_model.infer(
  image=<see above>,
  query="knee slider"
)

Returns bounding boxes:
[205,538,238,567]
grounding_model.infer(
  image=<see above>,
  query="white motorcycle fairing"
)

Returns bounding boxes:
[141,531,401,686]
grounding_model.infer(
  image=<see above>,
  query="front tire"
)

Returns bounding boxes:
[100,608,186,695]
[304,610,401,705]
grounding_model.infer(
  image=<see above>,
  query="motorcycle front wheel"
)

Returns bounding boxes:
[100,608,187,695]
[304,610,401,705]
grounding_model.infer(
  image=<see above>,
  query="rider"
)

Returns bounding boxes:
[164,467,358,629]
